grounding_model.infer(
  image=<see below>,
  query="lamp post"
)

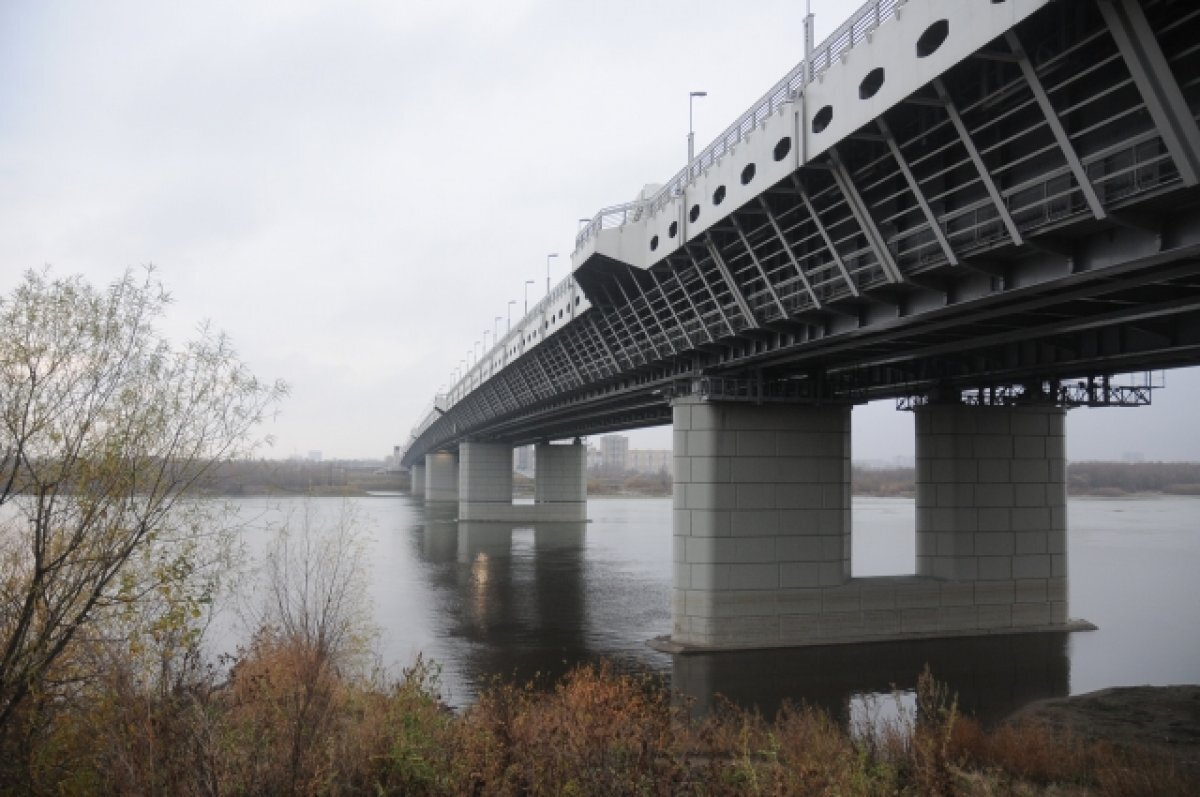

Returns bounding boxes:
[524,279,535,314]
[507,300,516,331]
[494,316,502,341]
[545,253,559,296]
[688,90,708,173]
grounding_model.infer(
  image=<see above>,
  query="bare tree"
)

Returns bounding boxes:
[0,267,285,737]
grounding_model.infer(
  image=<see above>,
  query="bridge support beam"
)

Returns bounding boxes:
[533,441,587,522]
[424,451,459,503]
[670,398,851,649]
[665,398,1085,652]
[459,442,517,521]
[410,464,425,497]
[915,404,1069,631]
[455,440,587,522]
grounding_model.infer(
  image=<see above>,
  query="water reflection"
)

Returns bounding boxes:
[673,632,1071,726]
[414,516,595,694]
[287,494,1197,719]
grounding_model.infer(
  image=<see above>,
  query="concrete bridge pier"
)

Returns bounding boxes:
[459,441,518,521]
[671,397,852,649]
[667,396,1083,652]
[455,439,587,522]
[533,441,587,521]
[424,451,459,503]
[914,403,1069,630]
[410,463,425,498]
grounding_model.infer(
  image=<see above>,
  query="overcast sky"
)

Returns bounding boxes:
[2,0,1197,462]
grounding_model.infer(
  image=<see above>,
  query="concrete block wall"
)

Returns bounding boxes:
[424,451,459,503]
[669,399,1077,651]
[915,404,1068,631]
[459,442,516,521]
[534,442,587,522]
[672,398,851,648]
[410,464,425,497]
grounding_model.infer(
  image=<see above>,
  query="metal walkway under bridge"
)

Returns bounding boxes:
[401,0,1200,468]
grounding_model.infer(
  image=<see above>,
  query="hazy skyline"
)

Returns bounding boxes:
[3,1,1197,462]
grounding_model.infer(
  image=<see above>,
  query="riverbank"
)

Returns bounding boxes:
[11,649,1195,795]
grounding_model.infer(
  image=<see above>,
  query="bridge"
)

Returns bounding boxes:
[400,0,1200,650]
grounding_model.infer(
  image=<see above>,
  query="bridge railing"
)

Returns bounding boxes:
[575,0,908,250]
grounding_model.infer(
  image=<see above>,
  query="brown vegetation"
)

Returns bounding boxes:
[3,657,1195,795]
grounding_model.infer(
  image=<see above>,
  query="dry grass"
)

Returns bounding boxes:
[2,651,1196,796]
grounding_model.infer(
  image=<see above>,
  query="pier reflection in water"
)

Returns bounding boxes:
[265,494,1198,719]
[386,497,1077,721]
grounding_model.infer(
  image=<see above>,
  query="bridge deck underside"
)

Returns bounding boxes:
[404,0,1200,464]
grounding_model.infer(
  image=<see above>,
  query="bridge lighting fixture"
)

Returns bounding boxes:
[546,253,559,295]
[688,91,708,167]
[524,279,535,314]
[494,315,502,341]
[507,300,516,331]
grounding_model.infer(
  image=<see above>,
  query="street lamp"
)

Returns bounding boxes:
[507,300,516,331]
[688,90,708,173]
[524,279,535,314]
[546,253,559,296]
[483,330,490,352]
[494,316,502,341]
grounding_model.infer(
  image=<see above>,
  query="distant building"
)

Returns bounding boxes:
[513,444,536,475]
[628,449,672,475]
[600,435,629,472]
[586,444,602,470]
[306,450,323,462]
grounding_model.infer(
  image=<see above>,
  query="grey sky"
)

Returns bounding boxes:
[2,1,1197,461]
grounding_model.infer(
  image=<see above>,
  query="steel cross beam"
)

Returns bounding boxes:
[555,337,585,387]
[932,77,1024,246]
[595,305,640,369]
[629,273,679,356]
[603,284,657,363]
[787,177,859,297]
[586,314,623,373]
[827,146,904,284]
[669,265,715,344]
[877,116,959,267]
[686,248,737,337]
[614,278,667,360]
[1096,0,1200,187]
[704,233,760,329]
[731,214,792,319]
[649,267,697,350]
[1005,30,1107,220]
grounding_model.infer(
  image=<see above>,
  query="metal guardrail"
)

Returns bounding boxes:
[574,0,907,250]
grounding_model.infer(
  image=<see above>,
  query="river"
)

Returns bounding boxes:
[217,494,1200,724]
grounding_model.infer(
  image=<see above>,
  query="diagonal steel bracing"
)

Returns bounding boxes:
[615,277,669,359]
[629,273,678,355]
[669,265,715,344]
[602,284,657,363]
[827,146,904,284]
[786,178,859,297]
[586,315,623,373]
[1005,30,1107,220]
[932,77,1024,246]
[686,248,736,337]
[1096,0,1200,187]
[877,116,959,267]
[731,214,793,319]
[704,233,760,329]
[649,268,696,350]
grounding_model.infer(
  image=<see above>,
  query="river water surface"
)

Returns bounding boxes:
[221,494,1200,723]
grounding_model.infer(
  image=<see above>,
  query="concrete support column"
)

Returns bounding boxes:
[459,442,515,521]
[410,464,425,497]
[533,441,587,521]
[424,451,459,503]
[671,398,851,649]
[915,404,1068,630]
